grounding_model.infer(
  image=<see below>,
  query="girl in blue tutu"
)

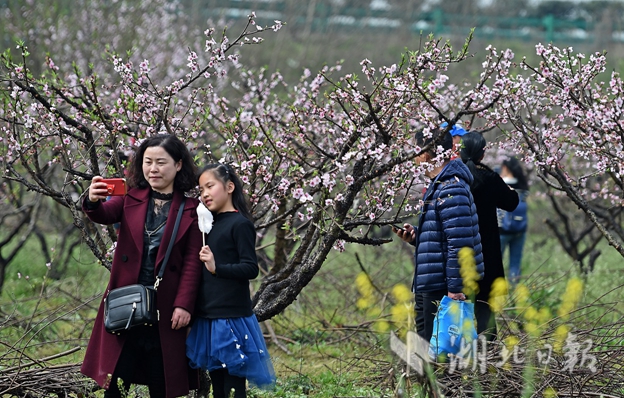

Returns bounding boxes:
[187,163,275,398]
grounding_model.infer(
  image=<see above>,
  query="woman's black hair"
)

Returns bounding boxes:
[197,163,253,221]
[414,128,454,158]
[502,156,529,190]
[459,132,488,189]
[127,134,198,192]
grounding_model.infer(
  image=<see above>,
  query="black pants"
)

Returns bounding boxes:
[209,368,246,398]
[104,327,166,398]
[414,289,447,342]
[475,300,497,341]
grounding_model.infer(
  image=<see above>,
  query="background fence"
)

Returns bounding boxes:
[180,0,623,44]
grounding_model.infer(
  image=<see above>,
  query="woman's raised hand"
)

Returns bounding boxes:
[88,176,110,202]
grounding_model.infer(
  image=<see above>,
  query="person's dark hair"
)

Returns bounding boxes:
[414,128,453,158]
[128,134,198,192]
[198,163,253,221]
[459,132,488,188]
[502,156,529,190]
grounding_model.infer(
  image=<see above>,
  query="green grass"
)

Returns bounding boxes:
[517,233,624,326]
[1,235,107,363]
[250,232,624,396]
[247,238,417,397]
[251,341,395,397]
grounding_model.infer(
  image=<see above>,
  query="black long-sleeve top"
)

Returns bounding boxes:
[139,198,171,286]
[470,164,519,301]
[194,211,259,319]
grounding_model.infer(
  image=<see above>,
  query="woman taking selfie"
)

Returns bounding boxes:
[81,134,203,398]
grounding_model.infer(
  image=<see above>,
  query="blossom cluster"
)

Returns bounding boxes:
[2,10,623,319]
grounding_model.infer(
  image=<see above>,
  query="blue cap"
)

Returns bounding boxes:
[440,121,468,137]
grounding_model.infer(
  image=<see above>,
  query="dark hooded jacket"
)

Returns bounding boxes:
[412,159,485,293]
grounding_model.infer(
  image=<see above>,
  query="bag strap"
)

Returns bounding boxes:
[154,199,186,290]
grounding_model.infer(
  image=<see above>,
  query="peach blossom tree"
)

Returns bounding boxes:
[484,43,624,261]
[3,10,623,319]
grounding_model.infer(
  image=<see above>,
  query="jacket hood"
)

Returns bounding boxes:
[436,159,474,185]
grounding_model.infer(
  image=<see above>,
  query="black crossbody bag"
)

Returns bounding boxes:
[104,200,185,335]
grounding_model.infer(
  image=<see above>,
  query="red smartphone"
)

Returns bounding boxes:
[101,178,127,196]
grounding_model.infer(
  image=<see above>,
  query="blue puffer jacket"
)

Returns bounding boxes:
[411,159,484,293]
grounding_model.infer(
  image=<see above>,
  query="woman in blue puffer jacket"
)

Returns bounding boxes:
[394,129,484,342]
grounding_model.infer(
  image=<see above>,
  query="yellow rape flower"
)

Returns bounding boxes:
[514,283,530,307]
[490,296,506,314]
[448,299,460,316]
[525,322,540,337]
[543,387,558,398]
[537,307,551,324]
[391,303,415,339]
[489,277,509,313]
[391,303,414,325]
[504,335,519,351]
[373,320,390,334]
[490,277,509,297]
[391,283,412,303]
[558,277,584,321]
[523,306,550,338]
[462,318,476,341]
[458,247,480,296]
[500,335,520,371]
[355,272,374,296]
[553,324,570,353]
[356,296,374,310]
[524,306,538,322]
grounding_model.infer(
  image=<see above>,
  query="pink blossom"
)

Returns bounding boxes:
[292,188,304,200]
[272,21,283,32]
[333,240,346,252]
[308,176,321,187]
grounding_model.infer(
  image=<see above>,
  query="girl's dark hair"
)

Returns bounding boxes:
[414,128,454,158]
[198,163,253,221]
[128,134,198,192]
[459,132,488,189]
[502,156,529,190]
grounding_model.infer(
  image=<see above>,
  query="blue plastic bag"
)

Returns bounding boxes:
[428,296,477,361]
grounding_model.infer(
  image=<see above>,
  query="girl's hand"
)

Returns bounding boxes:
[199,245,216,274]
[88,176,110,202]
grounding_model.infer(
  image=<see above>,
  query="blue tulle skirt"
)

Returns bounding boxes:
[186,315,276,389]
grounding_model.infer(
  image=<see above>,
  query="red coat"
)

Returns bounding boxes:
[81,188,202,397]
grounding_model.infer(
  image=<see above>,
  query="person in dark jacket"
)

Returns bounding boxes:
[394,129,484,342]
[460,132,519,341]
[82,135,203,398]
